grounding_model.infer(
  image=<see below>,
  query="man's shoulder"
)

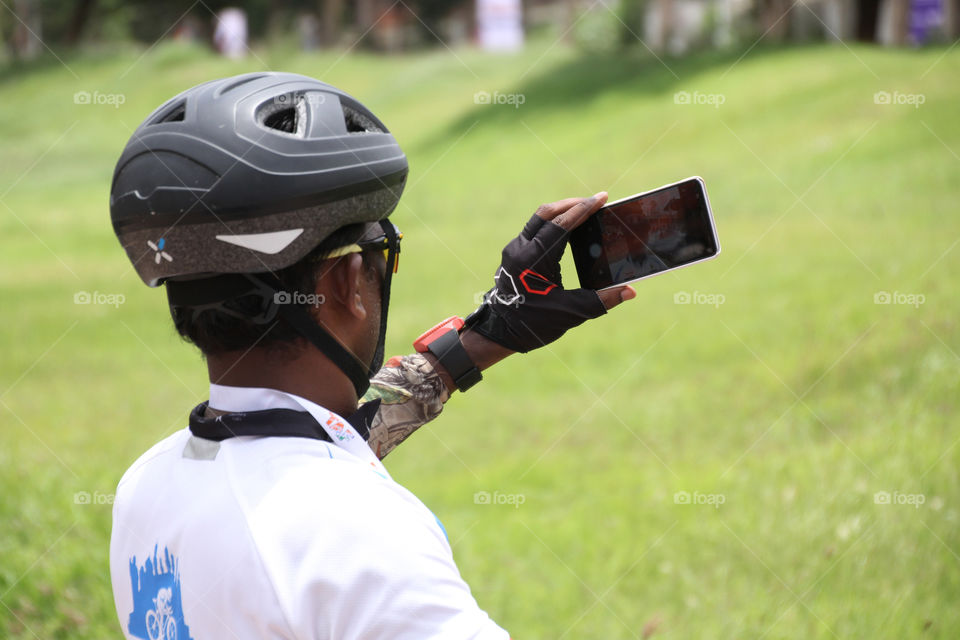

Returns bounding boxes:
[116,428,190,490]
[250,444,436,530]
[115,430,447,552]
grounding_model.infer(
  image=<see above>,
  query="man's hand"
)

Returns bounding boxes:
[530,193,636,309]
[463,192,636,354]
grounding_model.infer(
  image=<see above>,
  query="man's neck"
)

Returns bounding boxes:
[205,346,359,417]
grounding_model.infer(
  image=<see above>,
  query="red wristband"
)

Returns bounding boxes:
[414,316,465,353]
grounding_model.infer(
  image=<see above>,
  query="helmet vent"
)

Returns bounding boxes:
[151,100,186,124]
[342,105,381,134]
[263,107,297,133]
[258,95,307,137]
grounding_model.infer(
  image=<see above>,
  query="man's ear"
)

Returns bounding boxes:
[320,253,366,321]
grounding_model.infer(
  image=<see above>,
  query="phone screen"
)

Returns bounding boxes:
[570,178,719,290]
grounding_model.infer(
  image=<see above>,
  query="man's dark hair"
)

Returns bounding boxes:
[169,224,378,356]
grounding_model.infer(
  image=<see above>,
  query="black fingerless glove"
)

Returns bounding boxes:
[464,214,607,353]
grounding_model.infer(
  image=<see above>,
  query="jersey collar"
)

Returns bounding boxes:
[209,383,306,413]
[204,383,388,477]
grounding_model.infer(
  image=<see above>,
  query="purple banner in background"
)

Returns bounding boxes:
[911,0,943,44]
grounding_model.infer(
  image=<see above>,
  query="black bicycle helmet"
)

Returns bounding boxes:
[110,72,408,398]
[110,71,407,287]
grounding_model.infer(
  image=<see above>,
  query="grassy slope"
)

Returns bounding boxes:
[1,38,958,638]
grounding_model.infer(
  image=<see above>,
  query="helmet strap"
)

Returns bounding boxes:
[367,219,397,379]
[246,273,373,399]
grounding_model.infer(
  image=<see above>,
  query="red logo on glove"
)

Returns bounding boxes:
[519,268,557,295]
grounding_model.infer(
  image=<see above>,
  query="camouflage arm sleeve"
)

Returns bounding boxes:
[360,353,451,460]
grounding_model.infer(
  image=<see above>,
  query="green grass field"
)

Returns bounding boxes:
[1,36,959,638]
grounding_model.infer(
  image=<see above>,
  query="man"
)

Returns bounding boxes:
[108,72,634,639]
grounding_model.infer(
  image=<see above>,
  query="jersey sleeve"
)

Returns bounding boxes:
[247,461,509,640]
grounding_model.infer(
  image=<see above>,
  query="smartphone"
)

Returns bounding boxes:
[570,176,720,290]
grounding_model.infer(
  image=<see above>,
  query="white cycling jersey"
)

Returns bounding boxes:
[109,383,509,640]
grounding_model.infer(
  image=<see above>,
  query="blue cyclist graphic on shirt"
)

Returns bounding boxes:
[128,546,193,640]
